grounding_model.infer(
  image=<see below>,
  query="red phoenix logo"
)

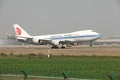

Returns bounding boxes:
[16,27,22,35]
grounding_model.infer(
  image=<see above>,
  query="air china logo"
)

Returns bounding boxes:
[16,27,22,35]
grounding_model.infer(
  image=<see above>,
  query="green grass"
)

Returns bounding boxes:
[0,55,120,80]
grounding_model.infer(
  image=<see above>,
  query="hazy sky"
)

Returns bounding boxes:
[0,0,120,38]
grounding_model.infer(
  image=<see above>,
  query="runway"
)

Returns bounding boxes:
[0,45,120,56]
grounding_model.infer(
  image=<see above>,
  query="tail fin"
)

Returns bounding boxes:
[13,24,31,38]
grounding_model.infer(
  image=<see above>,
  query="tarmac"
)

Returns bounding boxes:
[0,45,120,56]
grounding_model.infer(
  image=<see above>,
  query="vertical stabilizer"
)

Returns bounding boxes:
[13,24,31,38]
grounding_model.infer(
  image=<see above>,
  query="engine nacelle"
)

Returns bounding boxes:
[51,40,60,45]
[32,38,41,44]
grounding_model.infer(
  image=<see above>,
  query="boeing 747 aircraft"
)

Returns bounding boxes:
[13,24,100,48]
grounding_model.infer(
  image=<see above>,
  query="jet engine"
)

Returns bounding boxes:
[51,40,60,45]
[32,38,42,44]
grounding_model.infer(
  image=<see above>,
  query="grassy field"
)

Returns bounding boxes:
[0,55,120,80]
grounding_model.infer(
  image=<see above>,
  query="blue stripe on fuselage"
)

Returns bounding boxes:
[49,34,100,40]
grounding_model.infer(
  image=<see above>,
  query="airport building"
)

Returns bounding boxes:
[94,39,120,45]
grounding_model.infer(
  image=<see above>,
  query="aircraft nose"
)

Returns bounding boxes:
[96,32,101,38]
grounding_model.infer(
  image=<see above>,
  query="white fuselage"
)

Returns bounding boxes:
[32,30,100,45]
